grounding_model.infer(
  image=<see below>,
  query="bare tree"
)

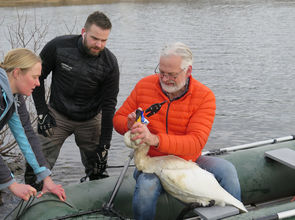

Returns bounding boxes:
[6,10,49,52]
[0,16,5,58]
[0,10,49,156]
[0,10,80,206]
[0,15,4,25]
[0,10,78,158]
[63,17,79,34]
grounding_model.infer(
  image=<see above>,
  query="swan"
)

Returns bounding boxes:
[124,130,247,213]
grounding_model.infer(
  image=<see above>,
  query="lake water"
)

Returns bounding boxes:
[1,0,295,217]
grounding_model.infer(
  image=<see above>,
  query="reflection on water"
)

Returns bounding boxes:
[1,0,295,217]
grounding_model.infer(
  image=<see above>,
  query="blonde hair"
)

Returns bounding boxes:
[0,48,41,73]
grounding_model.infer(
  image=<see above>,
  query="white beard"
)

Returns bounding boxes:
[160,79,186,94]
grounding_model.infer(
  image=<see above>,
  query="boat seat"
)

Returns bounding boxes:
[264,148,295,169]
[193,205,239,220]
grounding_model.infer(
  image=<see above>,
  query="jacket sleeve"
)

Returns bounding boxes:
[99,53,120,147]
[0,156,16,190]
[32,39,56,115]
[0,88,15,189]
[113,84,138,135]
[8,110,51,182]
[17,95,49,168]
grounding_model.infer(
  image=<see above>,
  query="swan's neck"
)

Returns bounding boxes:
[128,132,153,172]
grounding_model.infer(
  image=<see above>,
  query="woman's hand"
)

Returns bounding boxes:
[38,176,66,201]
[8,182,37,201]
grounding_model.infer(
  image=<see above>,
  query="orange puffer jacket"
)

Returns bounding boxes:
[113,74,216,161]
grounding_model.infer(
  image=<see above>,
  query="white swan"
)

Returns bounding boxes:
[124,131,247,213]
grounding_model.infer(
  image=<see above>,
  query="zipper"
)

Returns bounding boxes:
[0,89,9,120]
[165,102,170,134]
[163,77,191,134]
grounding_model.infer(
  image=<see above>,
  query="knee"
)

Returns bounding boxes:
[198,156,240,187]
[219,163,240,189]
[215,161,241,200]
[225,161,237,175]
[133,173,162,219]
[214,159,238,180]
[134,173,162,201]
[136,173,161,195]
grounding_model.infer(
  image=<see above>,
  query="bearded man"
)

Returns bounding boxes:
[113,42,241,220]
[25,11,120,189]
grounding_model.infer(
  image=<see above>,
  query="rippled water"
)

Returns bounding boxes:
[1,0,295,217]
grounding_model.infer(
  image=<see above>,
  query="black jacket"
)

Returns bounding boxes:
[33,35,120,146]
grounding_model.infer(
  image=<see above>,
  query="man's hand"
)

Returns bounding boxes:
[127,111,136,130]
[127,107,143,130]
[9,182,37,201]
[94,144,109,176]
[37,113,56,137]
[131,122,159,147]
[38,176,66,201]
[84,144,110,181]
[81,144,110,182]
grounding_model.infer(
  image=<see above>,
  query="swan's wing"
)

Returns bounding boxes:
[158,167,247,213]
[157,167,217,202]
[159,168,214,206]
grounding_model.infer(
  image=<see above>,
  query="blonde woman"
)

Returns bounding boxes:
[0,48,66,201]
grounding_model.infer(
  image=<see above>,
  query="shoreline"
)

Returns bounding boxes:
[0,0,120,7]
[0,0,164,7]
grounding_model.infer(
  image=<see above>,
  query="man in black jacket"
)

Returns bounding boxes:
[25,11,120,188]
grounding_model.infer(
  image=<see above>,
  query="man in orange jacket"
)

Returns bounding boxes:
[113,42,241,220]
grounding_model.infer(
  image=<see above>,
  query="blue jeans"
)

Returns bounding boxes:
[132,155,241,220]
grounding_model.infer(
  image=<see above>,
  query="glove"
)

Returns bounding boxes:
[87,144,110,181]
[37,113,56,137]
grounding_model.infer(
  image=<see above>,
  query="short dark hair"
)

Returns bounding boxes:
[84,11,112,30]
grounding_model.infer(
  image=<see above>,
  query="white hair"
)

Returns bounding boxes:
[160,42,193,70]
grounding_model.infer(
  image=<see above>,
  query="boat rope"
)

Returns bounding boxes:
[4,196,75,220]
[102,205,128,220]
[4,194,129,220]
[48,206,128,220]
[48,209,104,220]
[4,196,35,220]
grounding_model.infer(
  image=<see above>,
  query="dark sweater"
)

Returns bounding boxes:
[33,35,120,146]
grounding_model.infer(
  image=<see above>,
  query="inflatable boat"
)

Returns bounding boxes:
[6,135,295,220]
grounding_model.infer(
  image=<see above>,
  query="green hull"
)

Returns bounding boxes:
[221,140,295,205]
[11,169,188,220]
[10,139,295,220]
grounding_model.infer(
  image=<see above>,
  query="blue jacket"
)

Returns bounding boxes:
[0,68,51,190]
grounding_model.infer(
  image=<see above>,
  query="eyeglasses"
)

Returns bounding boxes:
[154,63,184,80]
